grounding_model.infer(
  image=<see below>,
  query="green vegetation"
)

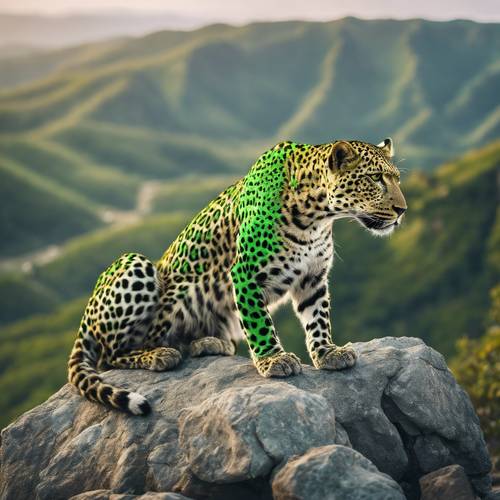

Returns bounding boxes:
[0,18,498,258]
[452,285,500,457]
[0,141,498,428]
[0,156,102,257]
[0,18,499,430]
[0,298,86,426]
[0,272,60,325]
[54,122,237,178]
[0,137,140,208]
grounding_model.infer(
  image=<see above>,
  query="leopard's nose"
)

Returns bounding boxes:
[393,205,406,217]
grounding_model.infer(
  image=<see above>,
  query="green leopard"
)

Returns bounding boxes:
[68,138,407,415]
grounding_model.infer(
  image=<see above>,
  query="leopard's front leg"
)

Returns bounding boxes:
[291,268,357,370]
[231,258,302,378]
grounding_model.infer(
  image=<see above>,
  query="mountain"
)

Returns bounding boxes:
[0,18,499,428]
[0,140,498,428]
[0,18,498,261]
[0,12,207,49]
[1,18,499,153]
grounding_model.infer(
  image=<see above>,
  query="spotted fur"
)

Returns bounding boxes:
[68,138,407,414]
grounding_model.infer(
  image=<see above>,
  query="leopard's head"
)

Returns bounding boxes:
[326,138,407,236]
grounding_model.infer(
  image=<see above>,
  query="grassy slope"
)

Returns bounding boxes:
[0,298,86,425]
[0,137,140,208]
[0,156,103,257]
[0,141,498,428]
[0,272,61,324]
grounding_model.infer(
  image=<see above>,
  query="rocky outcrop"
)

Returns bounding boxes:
[0,337,492,499]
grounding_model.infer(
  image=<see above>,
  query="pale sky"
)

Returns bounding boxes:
[0,0,499,22]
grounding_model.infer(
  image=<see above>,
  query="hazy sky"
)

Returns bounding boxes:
[1,0,499,22]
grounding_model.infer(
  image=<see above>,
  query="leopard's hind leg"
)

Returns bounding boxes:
[110,346,181,371]
[69,253,181,415]
[100,255,183,371]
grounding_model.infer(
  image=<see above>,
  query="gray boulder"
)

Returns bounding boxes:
[0,337,492,499]
[179,384,337,482]
[272,445,405,500]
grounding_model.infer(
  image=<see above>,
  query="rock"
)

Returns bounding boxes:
[272,444,405,500]
[70,492,192,500]
[419,464,476,500]
[178,384,336,482]
[0,337,492,499]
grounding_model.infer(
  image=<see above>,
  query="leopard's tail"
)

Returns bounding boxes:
[67,335,151,416]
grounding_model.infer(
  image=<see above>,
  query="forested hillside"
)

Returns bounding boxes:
[0,18,499,258]
[0,140,498,427]
[0,18,499,428]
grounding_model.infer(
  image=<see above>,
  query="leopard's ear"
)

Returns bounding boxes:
[329,141,356,171]
[377,138,394,158]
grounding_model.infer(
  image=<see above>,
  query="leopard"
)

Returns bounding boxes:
[68,138,407,415]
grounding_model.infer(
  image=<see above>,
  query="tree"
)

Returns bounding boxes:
[452,285,500,458]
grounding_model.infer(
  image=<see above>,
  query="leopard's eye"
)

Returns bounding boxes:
[369,173,383,182]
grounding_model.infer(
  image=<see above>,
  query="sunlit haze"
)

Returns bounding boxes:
[0,0,499,22]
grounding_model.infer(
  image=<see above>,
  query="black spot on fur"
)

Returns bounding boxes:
[298,286,327,313]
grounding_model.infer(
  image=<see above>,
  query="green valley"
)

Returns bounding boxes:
[0,140,498,427]
[1,18,499,259]
[0,17,499,429]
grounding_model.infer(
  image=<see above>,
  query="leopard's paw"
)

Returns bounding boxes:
[147,347,182,371]
[255,351,302,378]
[189,337,236,357]
[314,344,357,371]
